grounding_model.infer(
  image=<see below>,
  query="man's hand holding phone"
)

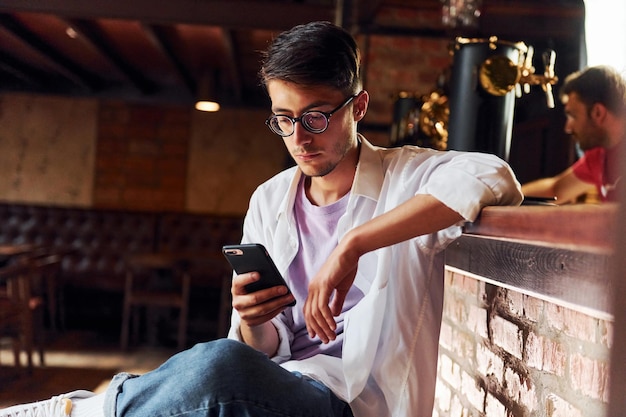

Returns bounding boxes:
[223,244,296,327]
[231,271,294,326]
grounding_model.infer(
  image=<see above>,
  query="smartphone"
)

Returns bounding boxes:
[222,243,296,306]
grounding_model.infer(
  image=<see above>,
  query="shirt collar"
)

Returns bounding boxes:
[352,134,384,202]
[276,134,384,220]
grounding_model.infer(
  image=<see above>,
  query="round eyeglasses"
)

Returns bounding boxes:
[265,93,360,137]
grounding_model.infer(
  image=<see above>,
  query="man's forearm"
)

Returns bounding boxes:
[345,194,463,256]
[240,321,280,357]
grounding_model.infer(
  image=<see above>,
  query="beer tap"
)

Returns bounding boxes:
[518,48,558,108]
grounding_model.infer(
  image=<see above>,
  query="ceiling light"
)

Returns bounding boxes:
[195,100,220,112]
[66,27,78,39]
[194,73,220,112]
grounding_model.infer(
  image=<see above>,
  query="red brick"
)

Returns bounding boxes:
[569,353,610,402]
[542,337,566,376]
[491,316,522,359]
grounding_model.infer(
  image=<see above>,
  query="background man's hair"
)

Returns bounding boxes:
[561,65,626,116]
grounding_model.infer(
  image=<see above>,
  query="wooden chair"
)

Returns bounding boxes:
[27,253,64,332]
[0,260,46,371]
[120,254,191,351]
[0,292,23,368]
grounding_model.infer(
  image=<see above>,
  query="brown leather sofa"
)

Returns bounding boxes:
[0,202,243,334]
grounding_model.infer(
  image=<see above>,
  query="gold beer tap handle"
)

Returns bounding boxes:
[518,49,558,108]
[521,46,535,95]
[542,50,557,108]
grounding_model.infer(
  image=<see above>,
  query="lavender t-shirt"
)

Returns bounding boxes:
[287,177,364,360]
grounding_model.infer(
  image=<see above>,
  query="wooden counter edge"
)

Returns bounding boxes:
[463,203,617,252]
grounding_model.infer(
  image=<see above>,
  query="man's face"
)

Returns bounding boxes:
[563,92,608,151]
[266,80,361,178]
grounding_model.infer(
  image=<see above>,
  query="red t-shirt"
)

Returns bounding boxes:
[572,146,621,202]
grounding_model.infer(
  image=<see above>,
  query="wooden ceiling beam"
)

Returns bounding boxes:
[0,0,335,31]
[0,13,97,91]
[0,50,41,86]
[142,24,196,95]
[220,28,243,102]
[65,18,156,94]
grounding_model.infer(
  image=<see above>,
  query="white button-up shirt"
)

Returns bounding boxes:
[229,137,522,417]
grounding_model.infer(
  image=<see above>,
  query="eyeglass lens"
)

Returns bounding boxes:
[269,112,328,136]
[266,93,359,137]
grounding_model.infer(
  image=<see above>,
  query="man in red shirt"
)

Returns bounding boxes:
[522,65,626,203]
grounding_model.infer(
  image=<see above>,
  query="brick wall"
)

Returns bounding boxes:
[94,101,191,211]
[435,268,612,417]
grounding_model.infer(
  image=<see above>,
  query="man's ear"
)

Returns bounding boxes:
[591,102,608,123]
[354,91,369,121]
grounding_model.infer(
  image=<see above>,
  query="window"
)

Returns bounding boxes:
[584,0,626,72]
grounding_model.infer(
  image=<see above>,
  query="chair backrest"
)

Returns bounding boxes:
[0,261,33,303]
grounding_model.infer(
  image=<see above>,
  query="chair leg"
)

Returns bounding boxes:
[35,306,45,366]
[46,274,58,333]
[217,274,232,338]
[12,337,21,368]
[120,272,133,350]
[22,311,34,372]
[177,273,190,351]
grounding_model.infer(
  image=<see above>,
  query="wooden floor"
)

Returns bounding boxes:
[0,331,177,408]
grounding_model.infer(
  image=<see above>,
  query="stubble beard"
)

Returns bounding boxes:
[295,137,356,178]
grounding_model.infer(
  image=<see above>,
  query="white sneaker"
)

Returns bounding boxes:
[0,391,95,417]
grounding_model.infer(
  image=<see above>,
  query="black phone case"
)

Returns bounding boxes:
[222,243,295,306]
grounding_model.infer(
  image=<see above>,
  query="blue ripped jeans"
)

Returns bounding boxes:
[103,339,354,417]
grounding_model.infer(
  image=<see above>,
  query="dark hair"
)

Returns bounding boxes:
[259,21,361,95]
[560,65,626,116]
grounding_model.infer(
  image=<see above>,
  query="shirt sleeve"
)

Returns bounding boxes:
[416,151,523,221]
[572,147,604,185]
[226,189,296,363]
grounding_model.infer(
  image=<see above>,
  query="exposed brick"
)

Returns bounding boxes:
[155,159,187,174]
[448,395,466,417]
[94,171,126,187]
[504,367,537,413]
[98,124,127,142]
[485,393,506,417]
[523,295,543,323]
[562,308,598,343]
[506,290,524,316]
[569,353,610,402]
[461,370,484,411]
[444,269,454,286]
[544,302,566,331]
[437,270,611,417]
[451,329,475,360]
[93,187,122,207]
[439,321,454,351]
[491,315,523,359]
[542,337,566,376]
[99,101,130,123]
[438,353,459,387]
[545,394,583,417]
[468,304,488,338]
[129,106,164,124]
[94,102,190,211]
[476,343,504,382]
[461,274,480,297]
[434,380,452,412]
[599,320,613,349]
[525,331,543,370]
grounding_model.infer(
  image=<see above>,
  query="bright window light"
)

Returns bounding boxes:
[584,0,626,73]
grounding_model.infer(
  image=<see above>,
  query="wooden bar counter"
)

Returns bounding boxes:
[445,203,617,316]
[437,204,616,416]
